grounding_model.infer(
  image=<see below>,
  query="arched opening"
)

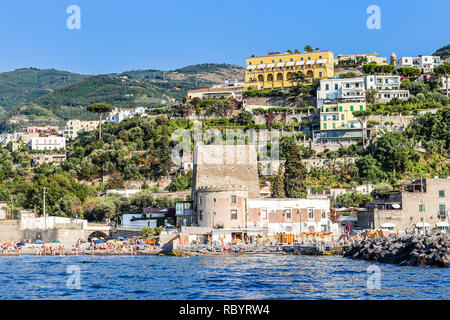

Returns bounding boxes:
[267,74,273,81]
[306,70,314,78]
[286,72,293,80]
[258,74,264,82]
[277,73,283,81]
[87,231,109,242]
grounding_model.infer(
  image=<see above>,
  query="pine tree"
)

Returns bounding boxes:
[155,125,173,177]
[284,140,307,198]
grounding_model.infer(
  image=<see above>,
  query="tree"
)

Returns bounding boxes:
[434,63,450,96]
[304,45,313,52]
[287,72,314,107]
[283,140,307,198]
[352,110,372,146]
[233,110,254,126]
[371,132,415,173]
[87,103,113,141]
[395,67,421,79]
[271,174,286,198]
[355,155,386,184]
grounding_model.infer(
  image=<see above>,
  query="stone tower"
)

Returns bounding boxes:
[390,52,397,66]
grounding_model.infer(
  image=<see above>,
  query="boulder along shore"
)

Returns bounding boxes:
[343,235,449,268]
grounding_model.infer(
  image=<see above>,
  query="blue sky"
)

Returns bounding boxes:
[0,0,448,74]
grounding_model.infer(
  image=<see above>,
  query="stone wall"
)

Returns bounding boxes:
[0,220,22,242]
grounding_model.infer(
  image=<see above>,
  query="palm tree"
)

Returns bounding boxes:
[87,103,113,141]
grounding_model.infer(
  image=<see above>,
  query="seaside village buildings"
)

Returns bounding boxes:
[176,144,340,244]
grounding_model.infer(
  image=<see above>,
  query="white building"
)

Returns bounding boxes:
[28,136,66,151]
[364,75,402,90]
[317,78,365,108]
[107,107,147,123]
[64,120,103,140]
[375,90,410,103]
[121,213,157,229]
[337,53,387,65]
[105,189,142,198]
[395,55,442,73]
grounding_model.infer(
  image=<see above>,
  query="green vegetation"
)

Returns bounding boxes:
[432,44,450,59]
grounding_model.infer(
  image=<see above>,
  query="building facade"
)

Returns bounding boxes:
[364,75,402,90]
[337,53,387,65]
[316,77,365,108]
[28,136,66,151]
[395,55,442,73]
[318,102,366,142]
[244,50,334,90]
[64,120,102,140]
[358,178,450,233]
[107,107,147,123]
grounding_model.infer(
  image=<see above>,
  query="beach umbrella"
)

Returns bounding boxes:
[34,240,43,244]
[138,242,146,245]
[94,239,104,244]
[52,240,61,243]
[16,242,26,246]
[3,243,11,246]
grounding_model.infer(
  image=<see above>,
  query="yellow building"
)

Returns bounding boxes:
[244,51,334,90]
[319,102,366,142]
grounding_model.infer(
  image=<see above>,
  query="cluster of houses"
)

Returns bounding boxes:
[187,50,448,145]
[0,106,148,166]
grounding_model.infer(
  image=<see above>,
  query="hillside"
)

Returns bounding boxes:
[0,68,88,113]
[0,63,244,132]
[432,44,450,59]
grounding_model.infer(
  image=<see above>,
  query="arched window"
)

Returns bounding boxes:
[277,73,283,80]
[306,70,314,78]
[287,72,293,80]
[258,74,264,82]
[267,74,273,81]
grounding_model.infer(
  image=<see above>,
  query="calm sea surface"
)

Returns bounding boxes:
[0,254,448,300]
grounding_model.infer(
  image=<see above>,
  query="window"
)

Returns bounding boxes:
[346,83,350,88]
[301,57,304,61]
[350,106,354,111]
[231,195,237,204]
[308,209,314,219]
[308,57,311,60]
[323,123,327,129]
[335,84,338,90]
[262,210,268,219]
[360,105,364,111]
[249,62,252,65]
[231,210,238,220]
[279,59,282,62]
[325,84,329,90]
[290,58,293,62]
[319,72,322,77]
[198,198,203,206]
[419,203,425,212]
[439,190,445,198]
[325,108,329,112]
[285,209,292,219]
[332,123,336,129]
[199,210,203,221]
[341,114,344,120]
[439,204,446,215]
[260,61,263,64]
[319,56,322,59]
[339,106,342,112]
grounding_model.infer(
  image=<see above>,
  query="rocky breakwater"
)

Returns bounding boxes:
[343,235,449,267]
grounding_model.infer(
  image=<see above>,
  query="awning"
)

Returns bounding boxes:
[391,204,401,209]
[266,63,275,68]
[286,61,295,67]
[306,59,316,65]
[416,222,430,228]
[296,61,305,66]
[246,65,256,70]
[316,58,328,64]
[381,223,395,228]
[276,62,285,67]
[257,64,266,69]
[436,221,449,227]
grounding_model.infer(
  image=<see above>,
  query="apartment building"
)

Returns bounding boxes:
[316,77,365,108]
[395,55,442,73]
[244,50,334,90]
[64,120,103,140]
[28,136,66,151]
[107,107,147,123]
[364,75,410,103]
[358,178,450,233]
[337,53,387,65]
[317,102,366,142]
[31,153,67,166]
